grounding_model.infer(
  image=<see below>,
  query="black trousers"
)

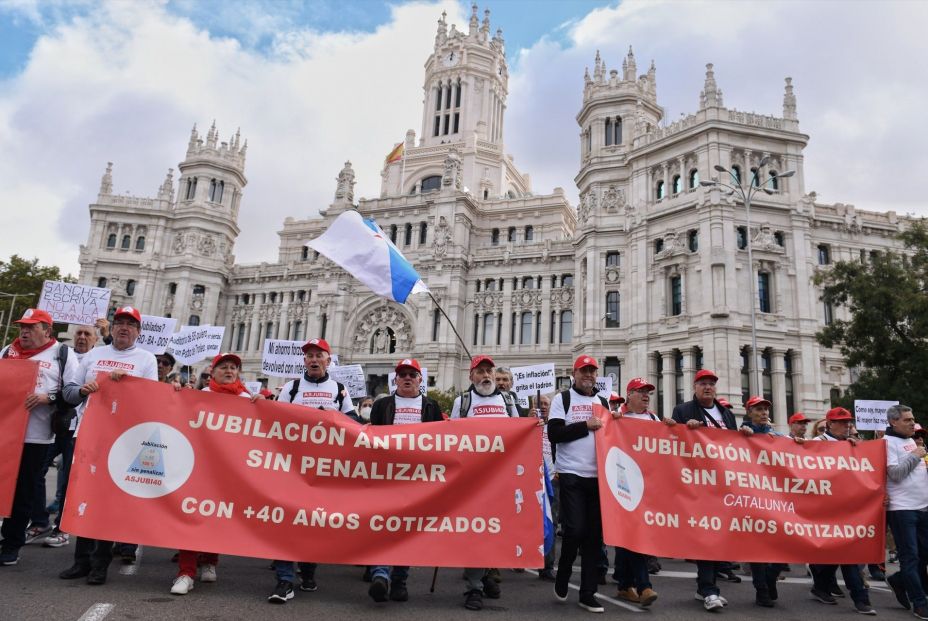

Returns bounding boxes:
[0,443,48,553]
[556,473,603,596]
[73,536,114,571]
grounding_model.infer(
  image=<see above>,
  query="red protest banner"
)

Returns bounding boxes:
[596,409,886,564]
[0,360,40,517]
[62,377,544,567]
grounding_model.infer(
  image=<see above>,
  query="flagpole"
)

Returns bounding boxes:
[427,291,472,360]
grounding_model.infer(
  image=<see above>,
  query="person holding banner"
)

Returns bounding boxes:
[366,358,443,604]
[495,368,527,417]
[170,352,263,596]
[268,337,358,604]
[788,412,810,439]
[883,405,928,620]
[156,352,176,383]
[59,306,157,586]
[609,377,670,607]
[808,407,875,614]
[450,354,517,610]
[0,309,82,567]
[671,369,751,611]
[548,355,610,614]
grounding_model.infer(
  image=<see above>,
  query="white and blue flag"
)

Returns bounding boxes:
[307,210,429,304]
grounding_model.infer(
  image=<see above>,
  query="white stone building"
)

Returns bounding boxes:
[77,5,910,426]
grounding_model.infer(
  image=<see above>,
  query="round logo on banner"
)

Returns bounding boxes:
[108,422,195,498]
[604,446,644,511]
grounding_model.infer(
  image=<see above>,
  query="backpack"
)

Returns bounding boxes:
[288,377,347,410]
[560,389,609,414]
[458,389,517,418]
[51,345,77,436]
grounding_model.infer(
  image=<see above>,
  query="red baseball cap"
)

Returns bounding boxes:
[826,407,853,421]
[609,392,625,404]
[573,355,598,370]
[14,308,53,325]
[114,306,142,324]
[626,377,655,393]
[259,389,273,398]
[694,369,718,383]
[470,355,495,370]
[914,424,926,436]
[718,398,732,409]
[395,358,421,374]
[211,352,242,368]
[744,396,771,410]
[301,338,330,354]
[788,413,810,424]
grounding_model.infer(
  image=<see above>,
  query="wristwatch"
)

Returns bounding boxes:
[48,392,57,403]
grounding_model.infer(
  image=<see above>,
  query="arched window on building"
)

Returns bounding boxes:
[389,225,397,244]
[520,311,533,345]
[432,309,441,341]
[736,226,748,250]
[185,177,197,200]
[784,352,795,419]
[419,222,427,244]
[655,353,664,419]
[561,274,574,287]
[188,315,200,326]
[670,275,683,315]
[482,314,495,346]
[761,349,773,402]
[126,280,136,296]
[560,310,573,343]
[750,167,760,187]
[491,228,500,245]
[817,244,831,265]
[758,272,772,313]
[301,246,309,260]
[320,313,328,339]
[121,235,131,250]
[606,251,620,267]
[605,291,620,327]
[97,277,107,288]
[135,236,145,251]
[522,276,536,290]
[169,282,178,295]
[672,175,682,195]
[688,229,699,252]
[740,346,751,406]
[731,165,742,185]
[655,180,665,200]
[769,171,779,191]
[674,351,684,405]
[420,175,442,193]
[604,117,613,146]
[193,284,206,295]
[688,169,699,189]
[524,225,534,241]
[404,223,412,246]
[613,117,622,145]
[235,323,246,350]
[106,234,117,249]
[507,227,516,242]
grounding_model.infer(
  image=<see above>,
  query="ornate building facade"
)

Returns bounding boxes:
[77,5,910,426]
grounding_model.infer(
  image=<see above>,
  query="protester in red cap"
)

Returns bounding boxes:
[170,352,264,596]
[0,309,82,567]
[670,369,750,611]
[269,337,358,604]
[60,306,157,586]
[366,358,443,604]
[450,354,517,610]
[548,355,611,613]
[609,376,668,608]
[788,413,810,440]
[808,407,874,613]
[608,392,624,413]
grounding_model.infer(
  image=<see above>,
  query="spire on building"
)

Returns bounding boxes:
[783,77,797,120]
[583,66,591,85]
[435,11,447,48]
[492,27,504,51]
[647,60,657,97]
[334,161,356,203]
[699,63,723,109]
[624,46,637,81]
[99,162,113,196]
[239,139,248,160]
[594,50,603,82]
[481,8,491,40]
[206,120,218,149]
[469,2,479,37]
[158,168,174,201]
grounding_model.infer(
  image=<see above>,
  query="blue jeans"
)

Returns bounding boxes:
[810,563,869,605]
[371,565,409,583]
[888,509,928,609]
[696,561,720,597]
[273,560,316,583]
[615,547,651,591]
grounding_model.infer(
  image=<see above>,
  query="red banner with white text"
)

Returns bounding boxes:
[596,409,886,564]
[62,377,544,567]
[0,360,40,517]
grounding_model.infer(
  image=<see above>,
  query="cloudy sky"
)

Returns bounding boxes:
[0,0,924,276]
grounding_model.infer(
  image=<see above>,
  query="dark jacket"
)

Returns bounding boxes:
[370,393,444,425]
[671,397,737,430]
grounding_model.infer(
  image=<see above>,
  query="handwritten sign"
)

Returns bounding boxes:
[330,364,366,400]
[854,400,899,431]
[261,340,306,378]
[171,326,225,365]
[38,280,110,325]
[595,376,613,401]
[511,363,556,408]
[136,315,177,355]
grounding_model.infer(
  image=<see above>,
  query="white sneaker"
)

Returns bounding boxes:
[43,531,70,548]
[200,564,217,583]
[696,594,729,606]
[703,594,724,611]
[171,575,195,595]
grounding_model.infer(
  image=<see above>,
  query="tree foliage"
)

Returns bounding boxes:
[813,221,928,418]
[0,255,75,346]
[427,387,459,415]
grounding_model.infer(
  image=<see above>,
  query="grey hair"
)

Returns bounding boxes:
[495,367,513,378]
[886,404,913,424]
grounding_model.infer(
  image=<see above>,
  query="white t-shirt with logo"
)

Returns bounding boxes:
[280,375,355,415]
[548,388,599,477]
[704,404,724,427]
[0,342,82,444]
[393,394,423,425]
[885,434,928,511]
[450,390,516,419]
[74,344,158,436]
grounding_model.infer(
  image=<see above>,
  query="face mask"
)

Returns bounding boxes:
[359,406,372,421]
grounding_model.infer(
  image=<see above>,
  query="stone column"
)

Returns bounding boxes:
[662,350,676,417]
[770,348,788,429]
[249,304,261,352]
[540,279,553,345]
[682,347,696,389]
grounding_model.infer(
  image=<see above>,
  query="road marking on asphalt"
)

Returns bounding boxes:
[118,545,143,575]
[77,603,114,621]
[525,569,643,612]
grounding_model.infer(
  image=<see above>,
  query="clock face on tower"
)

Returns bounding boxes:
[442,50,459,67]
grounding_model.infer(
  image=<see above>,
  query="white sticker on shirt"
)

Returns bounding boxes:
[566,403,593,424]
[471,404,508,418]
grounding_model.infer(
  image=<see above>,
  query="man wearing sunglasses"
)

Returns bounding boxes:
[366,358,443,604]
[156,352,176,383]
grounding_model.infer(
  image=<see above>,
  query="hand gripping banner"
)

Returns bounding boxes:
[0,360,40,516]
[596,410,886,564]
[62,377,544,567]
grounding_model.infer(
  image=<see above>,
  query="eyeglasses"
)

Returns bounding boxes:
[396,371,419,379]
[631,389,653,396]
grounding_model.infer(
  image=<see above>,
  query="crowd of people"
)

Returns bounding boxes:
[1,305,925,617]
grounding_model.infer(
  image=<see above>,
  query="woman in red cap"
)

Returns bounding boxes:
[170,352,263,596]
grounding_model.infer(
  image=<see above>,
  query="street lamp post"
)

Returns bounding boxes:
[700,158,795,401]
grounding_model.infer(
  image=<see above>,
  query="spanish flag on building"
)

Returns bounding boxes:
[385,142,404,164]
